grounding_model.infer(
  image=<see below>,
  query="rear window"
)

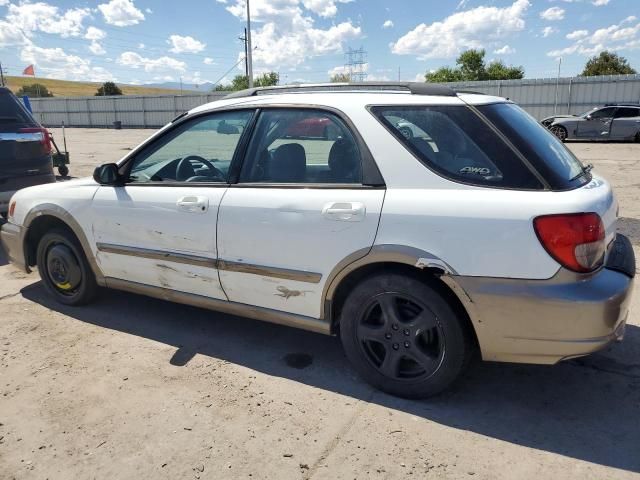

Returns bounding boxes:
[371,105,543,190]
[477,103,587,190]
[0,90,36,128]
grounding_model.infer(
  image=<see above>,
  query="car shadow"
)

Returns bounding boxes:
[20,282,640,473]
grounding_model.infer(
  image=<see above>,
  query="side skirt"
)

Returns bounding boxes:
[104,277,331,335]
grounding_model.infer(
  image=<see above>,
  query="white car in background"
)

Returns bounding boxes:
[1,83,635,398]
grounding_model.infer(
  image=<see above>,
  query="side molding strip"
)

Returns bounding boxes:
[105,277,331,335]
[218,259,322,284]
[97,243,217,268]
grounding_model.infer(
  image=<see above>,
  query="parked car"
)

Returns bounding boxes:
[0,86,56,217]
[542,104,640,142]
[1,83,635,398]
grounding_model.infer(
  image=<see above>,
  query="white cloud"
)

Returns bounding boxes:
[391,0,530,59]
[85,26,106,41]
[203,57,215,65]
[224,0,361,67]
[548,18,640,57]
[138,42,145,49]
[117,51,187,72]
[592,0,609,5]
[494,45,515,54]
[6,2,91,38]
[98,0,145,27]
[0,20,29,47]
[540,7,565,21]
[382,20,394,29]
[301,0,352,18]
[167,34,206,53]
[20,43,114,81]
[542,26,557,37]
[0,0,9,6]
[89,42,106,55]
[566,29,588,40]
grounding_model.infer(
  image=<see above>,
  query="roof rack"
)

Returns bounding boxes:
[224,82,457,99]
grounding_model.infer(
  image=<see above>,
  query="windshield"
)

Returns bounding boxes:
[477,103,587,190]
[577,108,598,118]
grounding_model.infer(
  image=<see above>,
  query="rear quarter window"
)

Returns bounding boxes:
[371,105,543,190]
[0,90,36,128]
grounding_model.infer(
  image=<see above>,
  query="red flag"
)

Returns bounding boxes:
[22,64,35,76]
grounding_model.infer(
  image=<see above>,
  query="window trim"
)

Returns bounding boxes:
[117,108,258,186]
[367,102,550,192]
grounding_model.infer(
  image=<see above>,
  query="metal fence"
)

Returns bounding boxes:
[446,74,640,120]
[27,74,640,128]
[29,92,228,128]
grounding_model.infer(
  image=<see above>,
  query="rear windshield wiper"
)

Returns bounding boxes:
[570,163,593,182]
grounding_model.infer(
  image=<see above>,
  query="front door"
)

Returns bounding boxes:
[577,107,616,139]
[92,109,254,299]
[217,108,385,319]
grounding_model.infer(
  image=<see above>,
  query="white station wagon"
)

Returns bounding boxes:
[1,83,635,398]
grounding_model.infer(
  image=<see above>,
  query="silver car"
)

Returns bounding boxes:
[543,105,640,142]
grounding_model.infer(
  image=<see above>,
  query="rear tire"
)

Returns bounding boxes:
[36,229,97,306]
[339,273,471,398]
[58,165,69,177]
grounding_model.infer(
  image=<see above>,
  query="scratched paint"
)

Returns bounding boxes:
[275,286,310,299]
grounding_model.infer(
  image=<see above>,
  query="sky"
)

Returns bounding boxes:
[0,0,638,87]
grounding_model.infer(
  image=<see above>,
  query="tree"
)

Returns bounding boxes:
[214,72,279,91]
[95,82,123,96]
[16,83,53,97]
[330,73,351,83]
[580,51,637,76]
[425,49,524,83]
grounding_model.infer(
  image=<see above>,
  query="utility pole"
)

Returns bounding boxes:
[553,57,562,115]
[239,28,249,78]
[180,76,183,95]
[398,66,401,81]
[0,61,5,87]
[344,47,368,82]
[246,0,254,88]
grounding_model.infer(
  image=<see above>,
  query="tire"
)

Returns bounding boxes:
[339,273,471,399]
[550,125,568,142]
[58,165,69,177]
[399,126,413,140]
[36,228,97,306]
[635,131,640,143]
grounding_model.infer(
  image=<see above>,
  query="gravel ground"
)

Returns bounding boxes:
[1,128,640,479]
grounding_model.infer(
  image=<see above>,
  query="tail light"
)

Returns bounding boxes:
[533,213,605,273]
[18,127,52,155]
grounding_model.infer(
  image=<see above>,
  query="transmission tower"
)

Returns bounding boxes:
[345,47,368,82]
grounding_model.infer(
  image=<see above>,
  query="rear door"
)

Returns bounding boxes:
[92,109,254,299]
[576,107,616,139]
[610,107,640,140]
[217,108,385,319]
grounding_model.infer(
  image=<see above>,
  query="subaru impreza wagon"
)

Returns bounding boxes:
[1,83,635,398]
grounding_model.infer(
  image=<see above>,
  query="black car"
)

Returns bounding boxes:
[0,87,56,217]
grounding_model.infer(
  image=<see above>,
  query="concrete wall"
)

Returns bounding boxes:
[28,74,640,128]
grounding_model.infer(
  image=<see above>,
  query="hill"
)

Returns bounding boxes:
[143,81,215,92]
[3,76,184,97]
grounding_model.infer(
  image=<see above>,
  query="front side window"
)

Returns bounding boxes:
[239,109,362,184]
[590,107,616,119]
[372,105,543,189]
[127,110,253,183]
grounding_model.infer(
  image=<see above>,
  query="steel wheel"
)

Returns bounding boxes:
[44,242,83,296]
[356,292,445,382]
[550,125,567,142]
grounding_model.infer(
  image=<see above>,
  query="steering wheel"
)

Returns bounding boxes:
[176,155,225,182]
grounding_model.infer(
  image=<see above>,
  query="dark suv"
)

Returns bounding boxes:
[0,87,56,216]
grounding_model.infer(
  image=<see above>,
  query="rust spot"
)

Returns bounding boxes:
[275,286,308,299]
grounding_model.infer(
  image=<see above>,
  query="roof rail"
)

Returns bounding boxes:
[224,82,457,99]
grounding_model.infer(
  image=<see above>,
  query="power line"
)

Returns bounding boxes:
[345,47,367,82]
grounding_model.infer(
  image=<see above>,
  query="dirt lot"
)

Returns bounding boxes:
[1,129,640,479]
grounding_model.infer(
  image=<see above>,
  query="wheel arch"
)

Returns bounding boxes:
[22,204,105,286]
[323,245,479,352]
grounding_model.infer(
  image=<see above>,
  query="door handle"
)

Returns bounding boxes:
[322,202,365,221]
[177,196,209,213]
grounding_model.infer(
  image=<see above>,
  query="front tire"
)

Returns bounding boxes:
[36,229,97,306]
[550,125,568,142]
[339,273,471,398]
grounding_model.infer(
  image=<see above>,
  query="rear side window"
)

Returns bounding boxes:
[477,103,587,190]
[0,90,35,127]
[371,105,543,190]
[615,107,640,118]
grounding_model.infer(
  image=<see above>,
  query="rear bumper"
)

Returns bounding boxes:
[0,173,56,213]
[0,221,27,272]
[454,234,635,364]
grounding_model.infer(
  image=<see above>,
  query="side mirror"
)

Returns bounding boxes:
[585,114,593,121]
[93,163,121,185]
